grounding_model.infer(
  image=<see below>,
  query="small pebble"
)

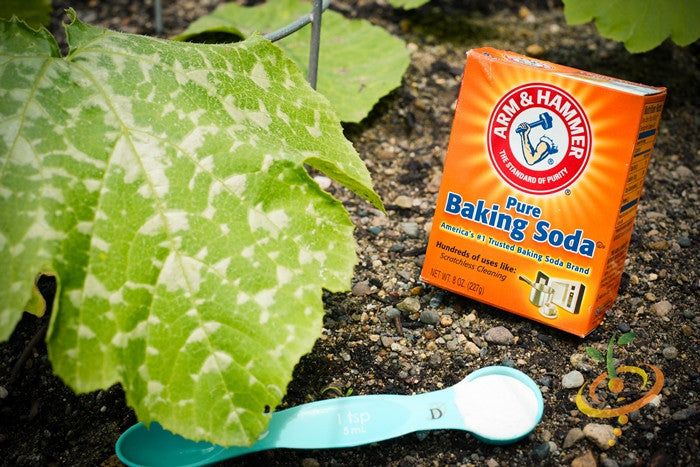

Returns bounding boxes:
[601,457,620,467]
[526,44,545,57]
[302,458,320,467]
[644,292,657,302]
[393,195,413,209]
[532,442,550,460]
[381,336,394,347]
[368,226,382,236]
[563,427,585,448]
[420,309,439,325]
[671,404,700,421]
[683,309,695,319]
[485,459,499,467]
[386,307,401,320]
[483,326,514,345]
[651,300,672,317]
[618,322,631,333]
[662,346,678,359]
[562,370,585,388]
[583,423,616,450]
[439,314,453,327]
[538,375,553,388]
[397,297,421,314]
[351,280,372,296]
[401,222,420,238]
[571,450,597,467]
[0,386,7,399]
[677,236,691,248]
[465,341,480,355]
[429,293,443,308]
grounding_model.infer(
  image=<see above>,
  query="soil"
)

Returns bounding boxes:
[1,1,699,466]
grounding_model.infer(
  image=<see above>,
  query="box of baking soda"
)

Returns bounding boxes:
[421,48,666,337]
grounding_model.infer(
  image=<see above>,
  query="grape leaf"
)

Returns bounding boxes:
[0,13,381,446]
[0,0,52,28]
[387,0,431,9]
[563,0,700,53]
[174,0,410,123]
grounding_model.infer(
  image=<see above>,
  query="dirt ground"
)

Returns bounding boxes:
[1,0,698,466]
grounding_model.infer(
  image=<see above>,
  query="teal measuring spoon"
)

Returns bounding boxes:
[116,366,543,467]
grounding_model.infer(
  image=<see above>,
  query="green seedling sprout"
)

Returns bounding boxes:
[586,332,636,392]
[321,385,354,398]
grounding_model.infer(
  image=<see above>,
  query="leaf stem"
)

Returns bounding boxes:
[606,335,617,379]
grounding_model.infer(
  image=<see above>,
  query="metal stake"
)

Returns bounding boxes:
[307,0,323,89]
[154,0,163,35]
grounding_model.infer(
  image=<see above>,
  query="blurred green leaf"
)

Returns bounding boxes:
[174,0,410,123]
[388,0,430,9]
[0,0,51,28]
[563,0,700,53]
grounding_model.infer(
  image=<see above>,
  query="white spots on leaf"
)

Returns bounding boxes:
[186,308,198,318]
[200,351,233,374]
[148,381,164,394]
[276,266,292,285]
[241,246,254,259]
[83,273,110,299]
[276,107,289,125]
[211,257,231,276]
[298,247,312,265]
[77,324,96,339]
[268,344,284,359]
[261,155,273,172]
[306,110,322,138]
[76,221,93,234]
[40,184,64,203]
[65,348,78,359]
[67,289,82,308]
[195,247,208,261]
[160,252,204,294]
[10,243,24,257]
[146,346,159,355]
[185,321,221,345]
[112,331,129,349]
[25,208,65,241]
[249,101,272,129]
[220,224,230,235]
[109,289,124,306]
[112,136,141,184]
[91,236,109,252]
[83,179,101,193]
[248,205,289,238]
[250,62,270,90]
[237,292,249,305]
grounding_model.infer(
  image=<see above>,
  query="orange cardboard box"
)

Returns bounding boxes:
[421,48,666,337]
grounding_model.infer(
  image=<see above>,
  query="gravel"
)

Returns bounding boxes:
[561,370,585,388]
[583,423,616,451]
[483,326,514,345]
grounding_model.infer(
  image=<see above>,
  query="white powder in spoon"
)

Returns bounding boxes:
[453,374,539,440]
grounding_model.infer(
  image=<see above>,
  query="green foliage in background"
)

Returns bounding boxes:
[0,0,52,27]
[175,0,410,123]
[387,0,430,9]
[0,12,381,446]
[563,0,700,53]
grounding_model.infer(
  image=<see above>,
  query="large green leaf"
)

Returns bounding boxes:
[174,0,410,123]
[0,0,51,28]
[0,13,381,446]
[563,0,700,53]
[387,0,430,9]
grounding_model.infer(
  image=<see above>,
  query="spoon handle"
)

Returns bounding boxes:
[211,390,462,461]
